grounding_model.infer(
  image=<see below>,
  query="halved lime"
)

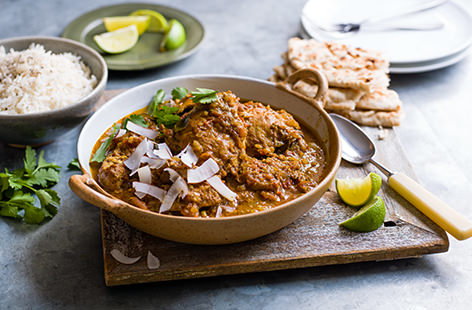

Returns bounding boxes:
[94,25,139,54]
[130,9,168,33]
[339,196,386,232]
[160,19,186,51]
[103,16,150,35]
[335,172,382,208]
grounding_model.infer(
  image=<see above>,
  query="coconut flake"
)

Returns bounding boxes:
[132,182,166,201]
[126,121,159,139]
[215,206,223,218]
[135,191,146,199]
[137,165,152,184]
[110,249,141,265]
[147,251,160,270]
[116,129,127,138]
[177,144,198,167]
[159,177,188,213]
[164,168,181,182]
[141,156,166,169]
[153,143,173,159]
[124,139,149,173]
[222,206,236,213]
[206,175,237,201]
[187,158,220,183]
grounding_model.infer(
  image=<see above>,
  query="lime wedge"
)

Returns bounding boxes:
[94,25,139,54]
[103,16,150,35]
[160,19,186,51]
[339,196,386,232]
[130,9,169,33]
[335,172,382,208]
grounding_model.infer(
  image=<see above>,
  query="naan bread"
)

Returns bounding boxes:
[333,107,403,127]
[287,38,389,92]
[269,39,403,126]
[292,80,362,111]
[356,88,401,111]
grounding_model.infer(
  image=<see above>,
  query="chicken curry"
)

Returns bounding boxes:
[90,87,326,218]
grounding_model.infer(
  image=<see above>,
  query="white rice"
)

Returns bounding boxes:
[0,43,97,115]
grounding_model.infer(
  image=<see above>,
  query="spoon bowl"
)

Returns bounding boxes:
[329,114,375,164]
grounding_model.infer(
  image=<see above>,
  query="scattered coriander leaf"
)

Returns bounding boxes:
[91,124,120,163]
[148,89,166,117]
[0,148,62,224]
[26,168,60,188]
[23,204,46,224]
[0,173,9,194]
[36,189,60,217]
[0,206,20,219]
[9,190,35,205]
[7,169,27,190]
[190,88,218,104]
[68,158,81,171]
[171,87,189,100]
[36,151,61,172]
[24,146,37,174]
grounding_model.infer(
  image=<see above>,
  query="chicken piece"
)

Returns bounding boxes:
[239,101,308,158]
[167,91,248,178]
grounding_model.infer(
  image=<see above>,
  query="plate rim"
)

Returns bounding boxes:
[301,0,472,64]
[61,2,205,71]
[389,46,470,73]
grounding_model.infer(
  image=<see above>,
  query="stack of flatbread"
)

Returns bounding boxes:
[269,38,403,127]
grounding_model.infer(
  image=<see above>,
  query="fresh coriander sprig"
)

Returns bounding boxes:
[191,88,218,104]
[147,89,181,128]
[171,87,189,100]
[91,123,120,163]
[147,89,166,117]
[122,114,148,129]
[0,146,61,224]
[68,158,81,171]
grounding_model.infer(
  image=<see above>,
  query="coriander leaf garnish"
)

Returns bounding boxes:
[129,114,148,127]
[153,105,181,127]
[68,158,81,171]
[191,88,218,104]
[0,147,61,224]
[171,87,189,100]
[91,123,120,163]
[146,89,181,128]
[148,89,166,117]
[122,114,149,129]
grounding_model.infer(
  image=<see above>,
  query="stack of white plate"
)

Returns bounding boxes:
[301,0,472,73]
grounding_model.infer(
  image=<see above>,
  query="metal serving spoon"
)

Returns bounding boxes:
[330,113,472,241]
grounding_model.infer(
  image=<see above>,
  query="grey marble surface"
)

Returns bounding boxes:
[1,0,472,309]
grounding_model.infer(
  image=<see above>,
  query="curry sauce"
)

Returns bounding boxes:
[91,90,326,218]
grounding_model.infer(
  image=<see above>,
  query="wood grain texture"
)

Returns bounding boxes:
[98,90,448,286]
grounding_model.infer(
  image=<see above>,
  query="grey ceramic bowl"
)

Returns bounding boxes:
[0,36,107,146]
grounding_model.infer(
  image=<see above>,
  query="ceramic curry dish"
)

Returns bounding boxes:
[69,71,341,245]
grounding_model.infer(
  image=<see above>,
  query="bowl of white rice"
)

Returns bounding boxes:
[0,36,107,145]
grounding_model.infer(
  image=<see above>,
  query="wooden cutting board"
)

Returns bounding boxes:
[97,90,448,286]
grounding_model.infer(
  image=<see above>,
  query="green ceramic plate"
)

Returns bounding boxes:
[62,3,205,70]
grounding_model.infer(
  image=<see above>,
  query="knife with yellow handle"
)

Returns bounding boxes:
[389,172,472,240]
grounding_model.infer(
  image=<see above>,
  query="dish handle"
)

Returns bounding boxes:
[275,68,328,108]
[69,174,127,214]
